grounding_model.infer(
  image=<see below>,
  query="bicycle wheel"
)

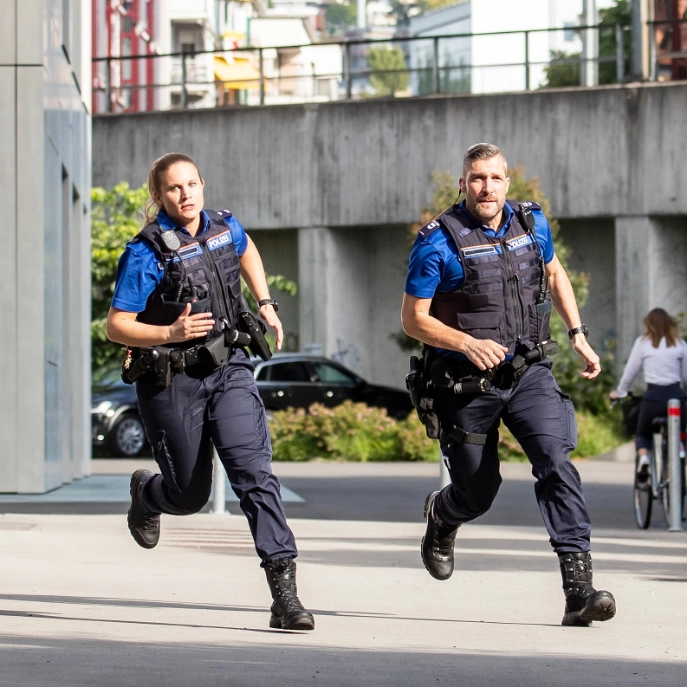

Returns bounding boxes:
[634,451,653,529]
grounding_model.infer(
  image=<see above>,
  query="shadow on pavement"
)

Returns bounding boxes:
[0,635,681,687]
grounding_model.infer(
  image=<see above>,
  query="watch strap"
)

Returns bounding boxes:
[257,298,279,312]
[568,324,588,339]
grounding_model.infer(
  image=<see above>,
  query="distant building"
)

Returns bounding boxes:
[408,0,618,94]
[92,0,342,112]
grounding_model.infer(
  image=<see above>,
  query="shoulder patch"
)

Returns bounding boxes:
[418,219,442,239]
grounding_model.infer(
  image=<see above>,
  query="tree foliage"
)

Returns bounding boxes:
[325,2,356,34]
[542,0,631,88]
[368,46,410,96]
[91,183,298,371]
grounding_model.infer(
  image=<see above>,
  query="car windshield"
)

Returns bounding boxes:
[311,362,357,386]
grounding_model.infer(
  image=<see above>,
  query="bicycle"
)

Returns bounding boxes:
[633,415,686,529]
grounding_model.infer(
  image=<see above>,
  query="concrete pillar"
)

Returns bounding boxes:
[615,216,654,369]
[298,227,331,356]
[297,224,410,389]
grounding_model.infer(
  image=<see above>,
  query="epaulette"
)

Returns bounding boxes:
[417,218,443,239]
[507,199,541,212]
[215,209,233,219]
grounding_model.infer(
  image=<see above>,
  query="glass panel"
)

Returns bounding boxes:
[311,362,356,385]
[269,362,310,382]
[255,365,270,381]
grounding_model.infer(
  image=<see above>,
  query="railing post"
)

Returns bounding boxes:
[432,36,440,94]
[211,446,228,515]
[344,41,352,99]
[616,23,625,83]
[105,58,112,113]
[259,48,265,105]
[649,20,658,81]
[524,31,530,90]
[667,399,683,531]
[181,52,188,109]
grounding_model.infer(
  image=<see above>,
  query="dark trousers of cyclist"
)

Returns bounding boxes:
[435,361,591,554]
[635,383,687,452]
[135,348,298,565]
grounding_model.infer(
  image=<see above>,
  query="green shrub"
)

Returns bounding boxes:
[270,401,436,462]
[270,401,625,462]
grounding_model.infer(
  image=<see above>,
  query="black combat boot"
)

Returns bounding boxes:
[559,552,616,626]
[264,558,315,631]
[127,469,160,549]
[421,491,460,581]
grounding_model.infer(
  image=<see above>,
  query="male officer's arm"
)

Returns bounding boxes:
[401,294,508,371]
[239,235,284,350]
[546,254,600,379]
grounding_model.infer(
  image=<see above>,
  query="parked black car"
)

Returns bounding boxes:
[253,354,413,420]
[91,354,413,455]
[92,363,148,457]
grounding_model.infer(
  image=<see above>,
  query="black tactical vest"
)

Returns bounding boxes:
[132,210,242,345]
[429,201,550,355]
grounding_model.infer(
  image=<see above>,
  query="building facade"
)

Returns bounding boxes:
[1,0,91,493]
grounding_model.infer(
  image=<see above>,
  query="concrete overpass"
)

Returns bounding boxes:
[93,81,687,387]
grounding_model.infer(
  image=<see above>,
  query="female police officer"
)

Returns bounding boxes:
[106,152,314,631]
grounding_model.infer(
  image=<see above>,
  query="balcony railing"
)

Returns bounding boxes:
[91,19,687,114]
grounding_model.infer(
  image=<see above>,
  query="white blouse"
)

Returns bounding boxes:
[616,336,687,398]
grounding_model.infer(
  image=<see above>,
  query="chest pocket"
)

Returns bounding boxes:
[456,311,505,342]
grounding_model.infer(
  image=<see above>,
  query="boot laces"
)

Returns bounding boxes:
[433,522,458,558]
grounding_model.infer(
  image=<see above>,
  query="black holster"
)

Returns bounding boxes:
[237,299,272,361]
[406,349,441,440]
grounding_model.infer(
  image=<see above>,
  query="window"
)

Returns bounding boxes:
[311,362,357,386]
[122,38,132,80]
[267,362,311,382]
[255,365,270,381]
[563,22,576,42]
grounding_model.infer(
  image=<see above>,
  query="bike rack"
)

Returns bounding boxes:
[667,399,683,532]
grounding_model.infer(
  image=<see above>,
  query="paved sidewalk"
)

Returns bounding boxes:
[0,461,685,686]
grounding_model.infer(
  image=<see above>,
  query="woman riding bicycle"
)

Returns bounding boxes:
[610,308,687,480]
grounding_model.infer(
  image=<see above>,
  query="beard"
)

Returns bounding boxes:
[469,198,504,223]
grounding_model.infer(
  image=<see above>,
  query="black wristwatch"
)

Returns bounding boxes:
[568,324,589,340]
[257,298,279,312]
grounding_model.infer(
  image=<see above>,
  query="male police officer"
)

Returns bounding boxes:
[401,143,616,627]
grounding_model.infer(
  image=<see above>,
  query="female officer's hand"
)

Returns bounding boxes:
[167,302,215,343]
[259,304,284,350]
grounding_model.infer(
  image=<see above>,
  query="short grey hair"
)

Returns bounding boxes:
[462,143,507,176]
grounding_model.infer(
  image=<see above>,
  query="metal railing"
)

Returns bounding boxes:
[91,19,687,114]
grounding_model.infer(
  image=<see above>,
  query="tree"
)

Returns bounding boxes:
[541,0,631,88]
[91,183,149,371]
[368,46,410,96]
[91,183,298,372]
[325,2,356,35]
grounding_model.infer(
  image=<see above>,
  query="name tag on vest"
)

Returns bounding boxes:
[505,234,533,251]
[461,244,501,259]
[207,231,233,251]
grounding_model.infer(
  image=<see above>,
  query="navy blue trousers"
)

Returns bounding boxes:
[435,361,591,553]
[135,348,297,565]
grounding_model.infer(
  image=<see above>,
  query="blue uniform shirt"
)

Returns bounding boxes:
[404,201,556,360]
[405,200,555,298]
[112,209,248,313]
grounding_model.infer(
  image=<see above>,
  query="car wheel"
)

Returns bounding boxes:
[109,414,147,457]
